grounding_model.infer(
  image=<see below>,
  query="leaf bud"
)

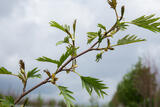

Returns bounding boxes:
[107,39,111,48]
[50,79,55,84]
[44,69,51,77]
[20,69,25,75]
[120,6,125,20]
[19,60,25,70]
[108,47,114,50]
[73,64,78,68]
[52,73,55,79]
[73,19,77,33]
[104,48,108,51]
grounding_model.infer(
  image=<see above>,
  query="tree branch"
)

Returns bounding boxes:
[14,77,50,104]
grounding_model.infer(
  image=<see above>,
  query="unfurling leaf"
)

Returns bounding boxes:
[131,14,160,32]
[57,85,75,107]
[50,21,72,37]
[36,56,59,65]
[27,67,41,79]
[73,19,77,34]
[0,67,12,75]
[87,32,98,44]
[108,0,117,9]
[98,29,103,43]
[98,24,106,31]
[117,35,146,46]
[80,76,108,98]
[64,24,70,32]
[50,21,65,32]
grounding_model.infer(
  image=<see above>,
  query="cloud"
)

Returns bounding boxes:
[0,0,22,18]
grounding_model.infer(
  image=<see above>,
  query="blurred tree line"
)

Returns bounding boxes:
[108,58,160,107]
[0,92,107,107]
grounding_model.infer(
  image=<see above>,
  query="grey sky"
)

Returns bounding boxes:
[0,0,160,104]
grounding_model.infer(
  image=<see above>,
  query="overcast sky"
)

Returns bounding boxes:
[0,0,160,104]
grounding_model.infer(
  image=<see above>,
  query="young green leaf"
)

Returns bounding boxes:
[49,21,65,32]
[64,36,70,43]
[117,22,129,31]
[0,67,12,75]
[98,29,103,43]
[116,35,146,46]
[27,67,41,79]
[131,14,160,32]
[58,47,75,67]
[87,32,98,44]
[96,52,103,62]
[80,76,108,98]
[57,86,75,107]
[37,48,75,68]
[50,21,72,37]
[56,36,70,46]
[98,24,106,31]
[56,41,64,46]
[0,96,15,107]
[36,56,59,65]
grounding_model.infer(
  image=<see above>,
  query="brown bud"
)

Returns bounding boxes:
[44,69,51,77]
[108,47,114,50]
[120,6,125,20]
[19,60,25,70]
[104,48,108,51]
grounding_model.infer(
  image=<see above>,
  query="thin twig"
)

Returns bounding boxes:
[23,80,27,93]
[115,8,119,20]
[14,77,50,104]
[91,48,106,51]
